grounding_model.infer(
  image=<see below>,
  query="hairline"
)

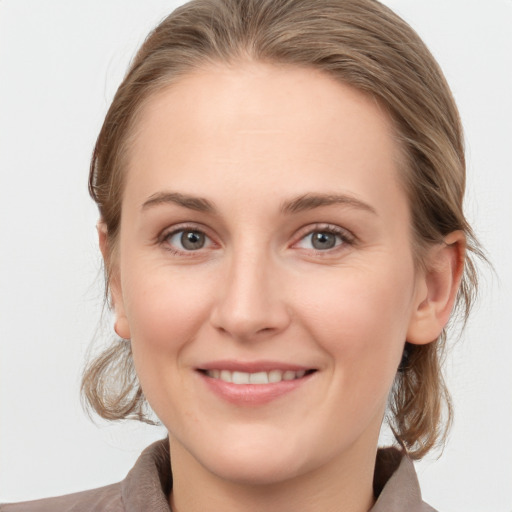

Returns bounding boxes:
[105,57,427,268]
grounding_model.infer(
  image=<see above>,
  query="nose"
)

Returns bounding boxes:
[210,248,291,341]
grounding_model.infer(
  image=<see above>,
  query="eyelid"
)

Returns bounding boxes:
[156,222,355,255]
[291,223,356,251]
[158,222,217,254]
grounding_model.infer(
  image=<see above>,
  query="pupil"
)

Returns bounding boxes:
[312,232,336,250]
[181,231,205,250]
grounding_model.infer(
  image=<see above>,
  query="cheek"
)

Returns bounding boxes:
[120,262,216,360]
[120,265,219,423]
[295,263,415,379]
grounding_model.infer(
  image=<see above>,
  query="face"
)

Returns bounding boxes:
[109,62,431,485]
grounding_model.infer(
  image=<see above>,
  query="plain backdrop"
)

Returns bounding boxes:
[1,1,511,510]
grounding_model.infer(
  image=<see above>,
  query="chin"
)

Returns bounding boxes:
[206,448,307,486]
[176,428,312,486]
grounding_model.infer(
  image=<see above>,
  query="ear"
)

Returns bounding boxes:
[97,221,131,340]
[407,231,466,345]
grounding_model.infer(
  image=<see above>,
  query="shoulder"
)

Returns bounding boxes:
[0,438,171,512]
[0,482,123,512]
[372,447,439,512]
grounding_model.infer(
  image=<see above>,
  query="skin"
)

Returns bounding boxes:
[102,62,464,512]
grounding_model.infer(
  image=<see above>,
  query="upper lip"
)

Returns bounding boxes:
[197,360,314,373]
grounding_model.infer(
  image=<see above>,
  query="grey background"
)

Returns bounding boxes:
[1,1,511,510]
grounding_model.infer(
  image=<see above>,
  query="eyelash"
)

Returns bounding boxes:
[158,223,215,257]
[292,223,355,255]
[157,223,355,256]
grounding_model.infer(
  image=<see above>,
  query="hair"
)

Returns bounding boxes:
[82,0,483,459]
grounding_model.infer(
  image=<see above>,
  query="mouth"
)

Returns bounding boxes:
[196,363,317,405]
[198,368,317,385]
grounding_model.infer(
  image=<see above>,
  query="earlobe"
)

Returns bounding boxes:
[407,231,466,345]
[97,221,131,340]
[114,316,131,340]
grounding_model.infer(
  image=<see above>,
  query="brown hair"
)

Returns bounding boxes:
[83,0,483,459]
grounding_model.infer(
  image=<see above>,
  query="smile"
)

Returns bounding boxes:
[197,365,317,405]
[202,369,313,384]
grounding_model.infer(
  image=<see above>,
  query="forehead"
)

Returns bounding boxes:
[124,62,405,218]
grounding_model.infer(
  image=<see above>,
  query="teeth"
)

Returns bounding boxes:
[232,371,250,384]
[249,371,269,384]
[220,370,232,383]
[268,369,282,383]
[204,369,309,384]
[283,370,296,381]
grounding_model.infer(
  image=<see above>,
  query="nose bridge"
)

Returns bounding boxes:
[211,238,289,339]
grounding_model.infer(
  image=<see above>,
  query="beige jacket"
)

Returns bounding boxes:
[1,440,437,511]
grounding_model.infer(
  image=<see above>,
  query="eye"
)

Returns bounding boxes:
[165,229,211,251]
[308,231,339,250]
[294,226,352,252]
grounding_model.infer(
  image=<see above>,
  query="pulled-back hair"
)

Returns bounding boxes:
[83,0,483,459]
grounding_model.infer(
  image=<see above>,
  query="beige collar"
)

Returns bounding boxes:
[121,439,436,512]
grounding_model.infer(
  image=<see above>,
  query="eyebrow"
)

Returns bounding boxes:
[281,193,377,215]
[141,191,377,216]
[142,192,215,213]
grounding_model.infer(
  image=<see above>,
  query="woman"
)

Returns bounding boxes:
[1,0,485,510]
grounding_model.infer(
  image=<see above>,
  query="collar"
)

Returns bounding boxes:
[120,439,434,512]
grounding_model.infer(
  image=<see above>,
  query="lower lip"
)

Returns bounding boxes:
[198,372,315,405]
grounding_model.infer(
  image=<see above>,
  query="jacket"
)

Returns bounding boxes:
[0,439,437,511]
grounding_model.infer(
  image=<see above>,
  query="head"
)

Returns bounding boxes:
[83,0,481,463]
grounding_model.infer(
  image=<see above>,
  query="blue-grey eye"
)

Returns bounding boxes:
[311,232,337,250]
[296,230,344,251]
[167,230,207,250]
[182,231,205,250]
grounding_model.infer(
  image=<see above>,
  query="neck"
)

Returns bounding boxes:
[168,437,378,512]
